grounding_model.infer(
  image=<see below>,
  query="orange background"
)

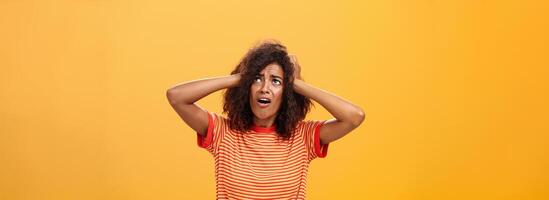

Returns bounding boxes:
[1,0,548,199]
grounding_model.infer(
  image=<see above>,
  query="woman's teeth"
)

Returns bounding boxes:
[258,98,271,104]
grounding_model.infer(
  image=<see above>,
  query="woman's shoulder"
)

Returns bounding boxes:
[204,112,230,127]
[295,119,326,132]
[297,119,326,126]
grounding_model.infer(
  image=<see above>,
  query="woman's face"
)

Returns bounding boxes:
[249,63,284,125]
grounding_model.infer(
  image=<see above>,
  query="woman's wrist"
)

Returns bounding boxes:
[293,79,306,95]
[227,73,242,88]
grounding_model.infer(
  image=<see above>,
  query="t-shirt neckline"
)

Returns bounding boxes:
[250,124,276,133]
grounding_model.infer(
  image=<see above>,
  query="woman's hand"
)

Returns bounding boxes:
[166,73,241,136]
[289,55,365,144]
[228,73,242,88]
[289,55,302,81]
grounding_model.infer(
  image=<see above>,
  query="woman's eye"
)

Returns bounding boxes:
[254,77,262,83]
[273,79,281,85]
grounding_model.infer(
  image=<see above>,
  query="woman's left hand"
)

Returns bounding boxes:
[289,54,302,81]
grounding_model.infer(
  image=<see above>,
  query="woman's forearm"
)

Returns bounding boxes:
[293,79,364,126]
[167,74,241,105]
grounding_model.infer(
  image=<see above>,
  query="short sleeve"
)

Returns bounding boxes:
[302,120,330,160]
[196,112,227,155]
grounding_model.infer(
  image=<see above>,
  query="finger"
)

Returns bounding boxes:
[290,55,298,65]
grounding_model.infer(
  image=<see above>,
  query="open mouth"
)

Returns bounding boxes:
[257,98,271,107]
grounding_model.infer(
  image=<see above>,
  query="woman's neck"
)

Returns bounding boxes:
[252,117,276,128]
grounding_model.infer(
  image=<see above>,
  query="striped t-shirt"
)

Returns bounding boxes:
[196,112,330,199]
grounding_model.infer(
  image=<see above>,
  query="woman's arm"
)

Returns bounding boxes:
[166,74,241,136]
[290,56,365,144]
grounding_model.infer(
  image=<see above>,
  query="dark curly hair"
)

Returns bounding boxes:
[223,40,312,140]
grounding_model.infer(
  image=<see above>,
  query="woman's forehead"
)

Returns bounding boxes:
[259,63,284,78]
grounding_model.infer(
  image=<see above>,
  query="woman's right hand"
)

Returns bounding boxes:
[228,73,242,88]
[167,73,241,136]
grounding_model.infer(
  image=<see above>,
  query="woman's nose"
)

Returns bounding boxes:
[260,82,270,93]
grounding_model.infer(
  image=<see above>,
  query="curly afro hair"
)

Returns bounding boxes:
[223,40,312,140]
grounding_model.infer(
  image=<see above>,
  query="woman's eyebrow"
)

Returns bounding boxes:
[257,73,282,80]
[270,75,283,80]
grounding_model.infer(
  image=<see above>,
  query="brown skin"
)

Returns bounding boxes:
[167,55,365,144]
[167,74,241,136]
[289,55,365,144]
[249,63,285,127]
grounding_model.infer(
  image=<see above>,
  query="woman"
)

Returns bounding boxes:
[166,40,365,199]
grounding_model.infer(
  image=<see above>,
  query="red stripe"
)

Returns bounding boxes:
[196,112,329,199]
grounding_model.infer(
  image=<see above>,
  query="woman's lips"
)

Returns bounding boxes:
[257,100,270,108]
[257,97,271,108]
